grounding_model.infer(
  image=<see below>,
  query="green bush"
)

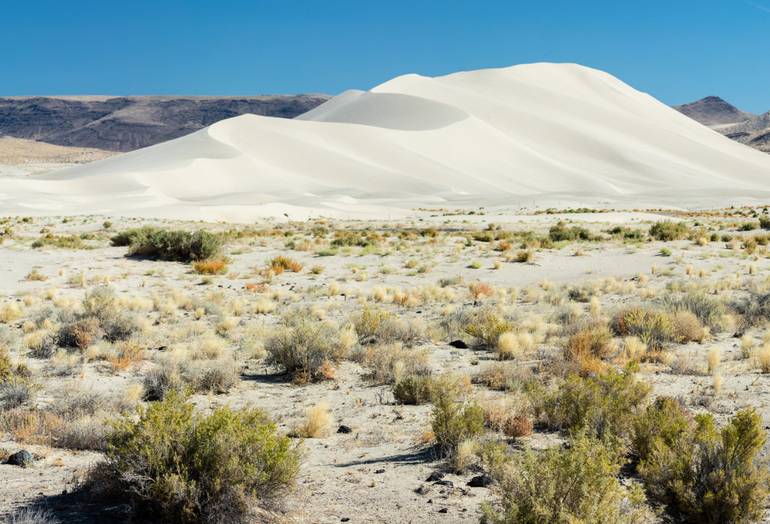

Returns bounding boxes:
[760,216,770,230]
[463,308,514,348]
[649,221,689,241]
[548,221,593,242]
[97,393,300,523]
[431,376,484,457]
[481,435,654,524]
[538,369,650,441]
[112,227,222,262]
[392,374,434,405]
[632,396,691,462]
[639,408,768,523]
[734,292,770,332]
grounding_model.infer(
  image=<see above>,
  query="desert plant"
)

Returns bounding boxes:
[662,292,725,331]
[562,323,614,372]
[97,393,300,523]
[638,408,768,523]
[649,221,689,241]
[192,259,228,275]
[611,306,674,350]
[481,435,653,524]
[537,369,650,441]
[113,227,222,262]
[392,374,434,405]
[632,396,692,462]
[265,315,347,382]
[463,308,514,349]
[431,376,484,457]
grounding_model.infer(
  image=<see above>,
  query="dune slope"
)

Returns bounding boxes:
[3,63,770,220]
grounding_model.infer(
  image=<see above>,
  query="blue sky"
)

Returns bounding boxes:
[3,0,770,112]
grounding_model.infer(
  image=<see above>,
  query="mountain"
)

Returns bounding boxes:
[722,112,770,153]
[673,96,754,127]
[0,95,330,152]
[5,63,770,220]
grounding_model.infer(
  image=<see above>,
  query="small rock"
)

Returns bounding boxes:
[415,484,431,495]
[438,508,448,513]
[337,425,353,434]
[433,479,454,488]
[448,339,468,349]
[426,471,445,482]
[467,474,493,487]
[341,518,350,522]
[374,468,385,474]
[7,450,33,468]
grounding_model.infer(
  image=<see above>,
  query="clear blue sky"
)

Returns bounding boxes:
[3,0,769,112]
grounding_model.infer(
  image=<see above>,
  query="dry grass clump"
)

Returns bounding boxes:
[192,258,228,275]
[269,255,303,274]
[662,292,725,331]
[562,323,614,375]
[468,281,494,301]
[496,331,536,360]
[0,302,22,324]
[670,310,707,343]
[292,402,331,438]
[755,343,770,373]
[266,311,350,382]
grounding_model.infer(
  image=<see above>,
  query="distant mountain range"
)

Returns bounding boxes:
[674,96,770,153]
[0,95,330,152]
[0,92,767,156]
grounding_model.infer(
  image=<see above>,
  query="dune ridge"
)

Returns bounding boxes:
[3,63,770,220]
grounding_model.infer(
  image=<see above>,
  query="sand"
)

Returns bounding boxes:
[0,63,769,221]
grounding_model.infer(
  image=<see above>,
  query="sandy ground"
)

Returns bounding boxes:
[1,210,770,522]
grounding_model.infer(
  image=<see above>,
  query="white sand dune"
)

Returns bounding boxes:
[3,63,770,220]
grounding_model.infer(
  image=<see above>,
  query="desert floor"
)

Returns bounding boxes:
[2,208,770,523]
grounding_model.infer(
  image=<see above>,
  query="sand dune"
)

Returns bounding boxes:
[3,63,770,220]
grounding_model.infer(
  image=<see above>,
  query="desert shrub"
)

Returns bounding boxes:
[392,374,434,405]
[352,307,426,347]
[182,358,240,394]
[503,415,533,438]
[265,315,347,382]
[611,306,674,350]
[80,286,139,342]
[354,342,430,385]
[760,216,770,230]
[142,362,185,401]
[481,435,653,524]
[632,396,692,463]
[431,376,484,457]
[57,318,102,350]
[662,292,725,331]
[113,227,222,262]
[548,221,593,242]
[537,369,650,441]
[463,308,514,349]
[649,221,689,241]
[639,408,768,523]
[563,323,614,372]
[0,377,35,409]
[97,393,300,523]
[734,292,770,332]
